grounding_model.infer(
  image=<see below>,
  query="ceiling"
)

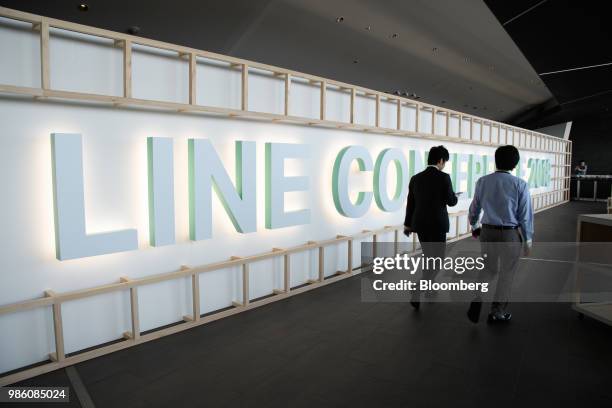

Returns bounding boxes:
[0,0,555,123]
[485,0,612,128]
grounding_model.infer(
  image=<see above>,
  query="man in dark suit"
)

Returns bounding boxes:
[404,145,459,309]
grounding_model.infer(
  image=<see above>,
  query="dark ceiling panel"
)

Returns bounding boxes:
[485,0,612,127]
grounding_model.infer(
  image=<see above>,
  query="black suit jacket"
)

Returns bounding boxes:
[404,166,458,233]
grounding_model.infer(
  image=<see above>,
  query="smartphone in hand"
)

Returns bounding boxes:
[403,226,412,238]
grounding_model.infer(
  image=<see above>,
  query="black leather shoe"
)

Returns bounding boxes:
[467,300,482,323]
[488,312,512,323]
[410,301,420,311]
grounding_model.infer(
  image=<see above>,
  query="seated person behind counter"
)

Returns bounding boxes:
[575,160,588,175]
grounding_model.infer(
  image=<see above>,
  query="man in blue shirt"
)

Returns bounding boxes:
[467,145,533,323]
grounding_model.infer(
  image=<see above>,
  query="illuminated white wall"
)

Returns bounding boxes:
[0,19,555,373]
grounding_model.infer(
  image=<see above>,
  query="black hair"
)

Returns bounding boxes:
[427,145,450,165]
[579,160,586,164]
[495,145,520,171]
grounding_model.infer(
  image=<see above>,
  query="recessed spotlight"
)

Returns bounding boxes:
[127,26,141,35]
[464,57,470,62]
[473,106,478,110]
[432,47,438,52]
[365,25,371,31]
[391,33,399,39]
[441,100,446,104]
[353,59,359,64]
[336,16,344,23]
[78,4,89,12]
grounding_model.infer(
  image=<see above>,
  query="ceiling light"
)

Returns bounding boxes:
[353,59,359,64]
[336,16,344,23]
[432,47,438,52]
[391,33,399,39]
[365,25,371,31]
[127,26,141,35]
[78,4,89,11]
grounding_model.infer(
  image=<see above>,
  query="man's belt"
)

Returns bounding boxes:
[482,224,519,230]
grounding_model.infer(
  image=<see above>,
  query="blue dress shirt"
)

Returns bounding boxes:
[468,171,534,241]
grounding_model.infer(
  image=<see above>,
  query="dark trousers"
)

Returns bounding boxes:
[413,230,447,300]
[417,230,447,266]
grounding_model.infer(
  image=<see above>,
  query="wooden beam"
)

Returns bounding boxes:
[445,111,450,137]
[40,19,49,90]
[455,214,461,238]
[45,290,64,361]
[375,94,380,127]
[318,246,325,282]
[284,73,290,116]
[242,263,249,306]
[431,108,436,135]
[241,64,248,111]
[350,87,356,124]
[284,253,290,293]
[470,117,474,140]
[123,40,132,98]
[191,272,200,321]
[347,239,353,273]
[320,81,326,120]
[120,277,140,340]
[189,52,196,105]
[396,99,401,130]
[372,234,378,259]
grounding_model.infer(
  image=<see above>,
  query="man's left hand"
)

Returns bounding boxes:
[523,240,533,256]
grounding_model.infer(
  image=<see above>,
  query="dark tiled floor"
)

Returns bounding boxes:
[11,201,612,408]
